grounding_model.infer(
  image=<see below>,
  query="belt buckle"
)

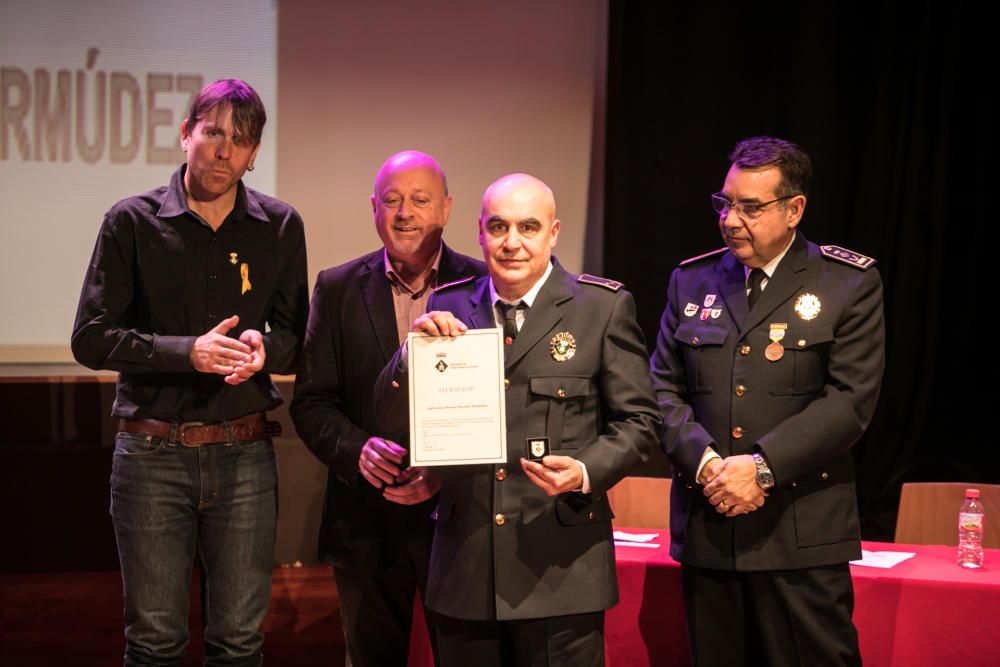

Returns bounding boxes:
[178,421,206,447]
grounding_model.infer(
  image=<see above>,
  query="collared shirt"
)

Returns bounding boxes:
[743,232,797,293]
[71,164,309,422]
[488,260,554,329]
[384,246,442,345]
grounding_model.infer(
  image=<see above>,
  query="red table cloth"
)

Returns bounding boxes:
[412,529,1000,666]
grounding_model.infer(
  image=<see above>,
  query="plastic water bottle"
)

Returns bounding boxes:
[958,488,985,569]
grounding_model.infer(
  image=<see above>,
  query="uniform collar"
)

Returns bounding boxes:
[744,231,797,280]
[489,259,554,309]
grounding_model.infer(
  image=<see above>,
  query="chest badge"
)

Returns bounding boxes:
[240,262,252,294]
[550,332,577,362]
[683,302,698,317]
[703,294,717,307]
[765,323,787,362]
[229,252,239,265]
[710,308,722,319]
[794,293,821,320]
[527,437,550,460]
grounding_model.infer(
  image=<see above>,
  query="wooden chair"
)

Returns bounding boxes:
[894,482,1000,548]
[607,476,671,529]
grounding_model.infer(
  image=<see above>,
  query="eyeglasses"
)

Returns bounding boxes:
[711,193,797,220]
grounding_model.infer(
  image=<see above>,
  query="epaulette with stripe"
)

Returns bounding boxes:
[434,275,477,292]
[819,245,876,270]
[578,274,623,292]
[679,247,727,267]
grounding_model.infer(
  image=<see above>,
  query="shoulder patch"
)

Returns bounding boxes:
[577,274,623,292]
[820,245,876,270]
[679,247,728,267]
[434,275,477,292]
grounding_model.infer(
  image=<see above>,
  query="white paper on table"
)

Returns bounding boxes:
[849,550,917,568]
[408,329,507,466]
[613,531,660,543]
[614,541,662,549]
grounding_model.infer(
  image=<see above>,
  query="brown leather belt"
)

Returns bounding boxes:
[118,413,282,447]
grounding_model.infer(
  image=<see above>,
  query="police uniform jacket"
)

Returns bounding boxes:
[649,233,885,571]
[375,259,661,620]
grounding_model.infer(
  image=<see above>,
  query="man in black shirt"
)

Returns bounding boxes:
[72,79,308,666]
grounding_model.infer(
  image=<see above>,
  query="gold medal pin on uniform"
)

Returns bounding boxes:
[229,252,238,265]
[794,293,821,320]
[765,323,787,362]
[240,262,252,294]
[550,332,576,362]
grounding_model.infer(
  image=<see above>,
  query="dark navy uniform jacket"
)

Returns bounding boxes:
[376,259,661,620]
[650,233,885,571]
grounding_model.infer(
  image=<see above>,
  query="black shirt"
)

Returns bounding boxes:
[72,165,309,422]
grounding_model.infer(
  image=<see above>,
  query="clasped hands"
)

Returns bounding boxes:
[359,437,441,505]
[700,454,768,518]
[189,315,265,385]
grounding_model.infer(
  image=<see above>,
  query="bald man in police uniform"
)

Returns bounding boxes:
[372,173,661,666]
[649,137,885,666]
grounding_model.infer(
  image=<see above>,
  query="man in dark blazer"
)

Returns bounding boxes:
[372,173,661,666]
[290,151,485,666]
[649,136,885,666]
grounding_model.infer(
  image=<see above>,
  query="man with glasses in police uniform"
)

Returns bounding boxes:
[649,136,885,666]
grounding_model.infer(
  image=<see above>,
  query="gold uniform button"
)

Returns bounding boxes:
[735,384,746,397]
[740,345,751,356]
[691,336,700,346]
[821,472,829,480]
[495,513,506,526]
[731,426,745,439]
[495,468,506,481]
[391,380,400,389]
[588,511,594,520]
[798,339,806,347]
[791,481,798,488]
[557,388,566,399]
[686,483,693,490]
[504,378,510,390]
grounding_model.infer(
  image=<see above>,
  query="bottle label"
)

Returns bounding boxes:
[959,513,984,531]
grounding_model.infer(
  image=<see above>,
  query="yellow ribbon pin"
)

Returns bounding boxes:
[240,262,252,294]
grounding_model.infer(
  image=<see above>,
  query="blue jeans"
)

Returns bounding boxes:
[110,431,277,667]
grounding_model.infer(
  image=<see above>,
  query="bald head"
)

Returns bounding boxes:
[371,150,452,276]
[478,173,561,301]
[480,173,556,222]
[374,150,449,197]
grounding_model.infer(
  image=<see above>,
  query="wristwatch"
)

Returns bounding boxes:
[752,452,775,490]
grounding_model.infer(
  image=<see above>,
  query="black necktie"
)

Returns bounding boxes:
[747,268,766,310]
[498,302,524,347]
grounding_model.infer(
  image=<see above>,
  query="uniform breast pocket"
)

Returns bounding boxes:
[528,376,594,450]
[769,327,833,396]
[673,322,730,394]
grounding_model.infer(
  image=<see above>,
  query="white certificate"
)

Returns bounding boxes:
[407,328,507,466]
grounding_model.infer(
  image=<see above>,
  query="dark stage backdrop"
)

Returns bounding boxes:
[603,1,991,540]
